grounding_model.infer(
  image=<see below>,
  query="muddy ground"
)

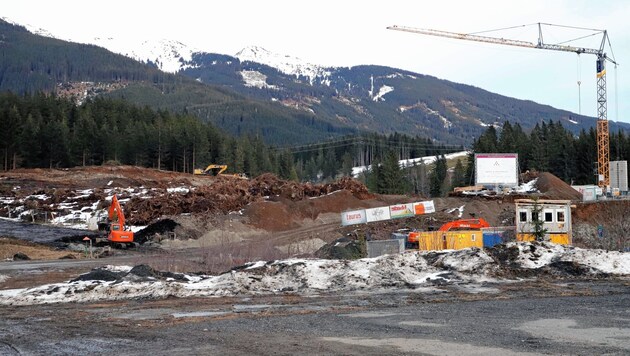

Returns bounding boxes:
[1,166,629,354]
[1,165,628,275]
[0,279,628,355]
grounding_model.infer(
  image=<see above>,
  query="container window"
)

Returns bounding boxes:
[519,211,528,222]
[544,211,553,222]
[471,234,476,241]
[532,212,539,222]
[557,211,565,222]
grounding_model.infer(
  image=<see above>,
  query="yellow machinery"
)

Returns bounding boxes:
[194,164,248,179]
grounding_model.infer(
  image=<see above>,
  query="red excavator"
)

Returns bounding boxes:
[106,195,134,247]
[407,218,490,248]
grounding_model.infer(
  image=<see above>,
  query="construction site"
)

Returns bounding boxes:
[0,161,628,354]
[0,15,629,355]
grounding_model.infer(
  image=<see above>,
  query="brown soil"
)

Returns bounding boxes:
[3,165,607,263]
[535,172,582,201]
[0,237,82,261]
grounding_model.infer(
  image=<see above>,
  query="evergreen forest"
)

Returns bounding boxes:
[3,92,629,197]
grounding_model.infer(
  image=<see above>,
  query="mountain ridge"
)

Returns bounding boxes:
[2,17,629,147]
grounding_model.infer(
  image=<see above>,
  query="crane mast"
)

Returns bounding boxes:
[388,24,617,189]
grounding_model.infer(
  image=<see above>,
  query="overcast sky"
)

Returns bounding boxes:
[4,0,629,123]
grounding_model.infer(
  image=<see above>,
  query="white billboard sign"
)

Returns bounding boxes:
[475,153,519,186]
[413,200,435,215]
[366,207,391,223]
[341,209,367,226]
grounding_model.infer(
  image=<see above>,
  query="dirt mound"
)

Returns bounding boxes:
[71,265,190,283]
[71,269,122,282]
[246,201,300,231]
[134,219,180,244]
[1,165,192,190]
[315,237,365,259]
[535,172,582,200]
[125,175,372,225]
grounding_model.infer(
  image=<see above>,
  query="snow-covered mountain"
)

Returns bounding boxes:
[5,16,618,146]
[85,38,197,73]
[235,46,331,84]
[0,16,57,39]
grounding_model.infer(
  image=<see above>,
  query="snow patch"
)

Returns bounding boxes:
[236,46,332,85]
[352,151,470,178]
[2,242,625,306]
[446,205,465,218]
[240,70,278,89]
[372,85,394,102]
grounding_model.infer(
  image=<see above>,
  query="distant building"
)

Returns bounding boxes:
[610,161,628,194]
[515,199,572,245]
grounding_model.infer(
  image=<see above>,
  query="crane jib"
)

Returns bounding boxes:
[388,23,616,190]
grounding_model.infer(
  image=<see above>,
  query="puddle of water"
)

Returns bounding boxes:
[517,318,630,350]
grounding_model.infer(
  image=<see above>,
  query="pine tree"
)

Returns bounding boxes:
[451,159,466,189]
[377,151,405,194]
[429,155,448,197]
[531,198,548,241]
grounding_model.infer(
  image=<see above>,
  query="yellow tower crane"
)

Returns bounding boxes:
[388,23,617,189]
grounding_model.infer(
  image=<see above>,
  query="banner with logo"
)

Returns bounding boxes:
[366,206,391,223]
[341,209,367,226]
[389,203,415,219]
[413,200,435,215]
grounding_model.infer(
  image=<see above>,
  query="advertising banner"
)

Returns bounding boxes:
[366,206,391,223]
[413,200,435,215]
[389,203,415,219]
[341,209,367,226]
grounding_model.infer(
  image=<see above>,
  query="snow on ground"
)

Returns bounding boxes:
[372,85,394,101]
[446,205,465,218]
[240,70,278,89]
[0,185,194,231]
[1,242,627,306]
[235,46,332,85]
[513,178,538,193]
[352,151,470,177]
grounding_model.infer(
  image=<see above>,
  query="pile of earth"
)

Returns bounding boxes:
[0,165,192,189]
[534,172,582,200]
[126,174,372,225]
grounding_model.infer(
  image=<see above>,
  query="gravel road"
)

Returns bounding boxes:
[0,280,628,355]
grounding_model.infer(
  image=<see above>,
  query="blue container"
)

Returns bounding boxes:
[482,232,503,247]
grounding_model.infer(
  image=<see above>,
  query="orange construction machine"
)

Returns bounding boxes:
[408,218,490,249]
[107,195,134,246]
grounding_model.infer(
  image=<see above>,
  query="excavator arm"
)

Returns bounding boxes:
[107,195,134,244]
[109,195,126,227]
[438,218,490,231]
